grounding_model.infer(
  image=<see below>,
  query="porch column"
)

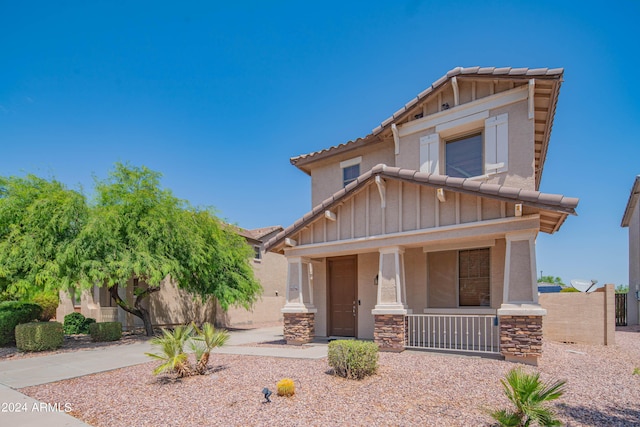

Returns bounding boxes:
[372,246,407,352]
[281,257,317,345]
[498,230,546,365]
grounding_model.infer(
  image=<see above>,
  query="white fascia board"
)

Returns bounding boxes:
[398,85,528,138]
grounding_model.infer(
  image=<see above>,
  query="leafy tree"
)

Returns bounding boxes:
[0,175,87,299]
[490,368,566,426]
[616,284,629,294]
[63,163,261,336]
[537,276,565,287]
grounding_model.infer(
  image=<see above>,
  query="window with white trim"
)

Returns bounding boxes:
[340,156,362,187]
[253,245,262,261]
[446,132,483,178]
[458,248,491,307]
[419,113,508,178]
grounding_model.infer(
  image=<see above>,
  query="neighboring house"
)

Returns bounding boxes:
[621,175,640,325]
[264,66,579,365]
[56,225,287,330]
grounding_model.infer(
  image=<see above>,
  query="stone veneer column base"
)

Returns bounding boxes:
[499,315,543,366]
[283,312,315,345]
[374,314,405,352]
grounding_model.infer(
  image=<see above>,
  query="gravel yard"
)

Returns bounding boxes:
[19,327,640,427]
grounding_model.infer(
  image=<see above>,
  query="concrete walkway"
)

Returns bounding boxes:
[0,326,328,426]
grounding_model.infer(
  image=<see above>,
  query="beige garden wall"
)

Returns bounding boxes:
[539,284,616,345]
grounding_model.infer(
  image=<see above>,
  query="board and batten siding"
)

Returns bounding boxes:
[293,180,515,246]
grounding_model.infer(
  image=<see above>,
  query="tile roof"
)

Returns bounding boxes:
[265,164,578,253]
[290,66,563,189]
[235,225,284,242]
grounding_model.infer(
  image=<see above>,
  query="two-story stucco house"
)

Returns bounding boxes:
[265,66,579,365]
[621,176,640,326]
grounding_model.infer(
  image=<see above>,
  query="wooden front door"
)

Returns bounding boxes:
[328,256,357,337]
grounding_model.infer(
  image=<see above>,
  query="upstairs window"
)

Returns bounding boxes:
[446,133,483,178]
[419,112,508,178]
[343,164,360,187]
[340,156,362,187]
[253,245,262,261]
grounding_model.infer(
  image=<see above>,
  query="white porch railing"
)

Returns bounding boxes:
[405,314,500,354]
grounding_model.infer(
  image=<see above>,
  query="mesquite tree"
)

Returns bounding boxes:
[64,163,261,336]
[0,175,88,299]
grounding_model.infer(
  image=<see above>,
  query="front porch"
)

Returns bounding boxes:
[278,232,546,364]
[264,166,577,366]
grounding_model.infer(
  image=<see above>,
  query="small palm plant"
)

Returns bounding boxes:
[490,368,566,427]
[146,322,229,378]
[190,322,230,374]
[146,324,194,378]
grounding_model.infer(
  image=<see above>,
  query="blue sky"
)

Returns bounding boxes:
[1,1,639,286]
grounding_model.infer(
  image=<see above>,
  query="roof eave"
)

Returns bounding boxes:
[621,176,640,227]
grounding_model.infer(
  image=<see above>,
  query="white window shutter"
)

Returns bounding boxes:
[419,133,440,175]
[484,113,508,174]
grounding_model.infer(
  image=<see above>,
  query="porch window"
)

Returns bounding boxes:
[458,248,490,306]
[446,133,483,178]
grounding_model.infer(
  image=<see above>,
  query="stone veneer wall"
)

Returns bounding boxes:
[283,312,315,344]
[374,314,405,352]
[499,315,543,365]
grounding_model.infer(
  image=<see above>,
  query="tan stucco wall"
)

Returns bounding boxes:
[507,240,534,302]
[491,239,506,306]
[628,200,640,325]
[313,259,328,337]
[487,100,535,190]
[217,250,288,327]
[310,143,395,207]
[405,248,427,312]
[539,284,616,345]
[394,99,534,190]
[427,251,457,307]
[149,278,216,326]
[357,252,378,339]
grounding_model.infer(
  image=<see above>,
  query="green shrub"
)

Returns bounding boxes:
[328,340,378,380]
[89,322,122,342]
[31,291,59,321]
[15,322,64,351]
[63,312,96,334]
[560,287,580,293]
[0,301,43,346]
[489,368,566,427]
